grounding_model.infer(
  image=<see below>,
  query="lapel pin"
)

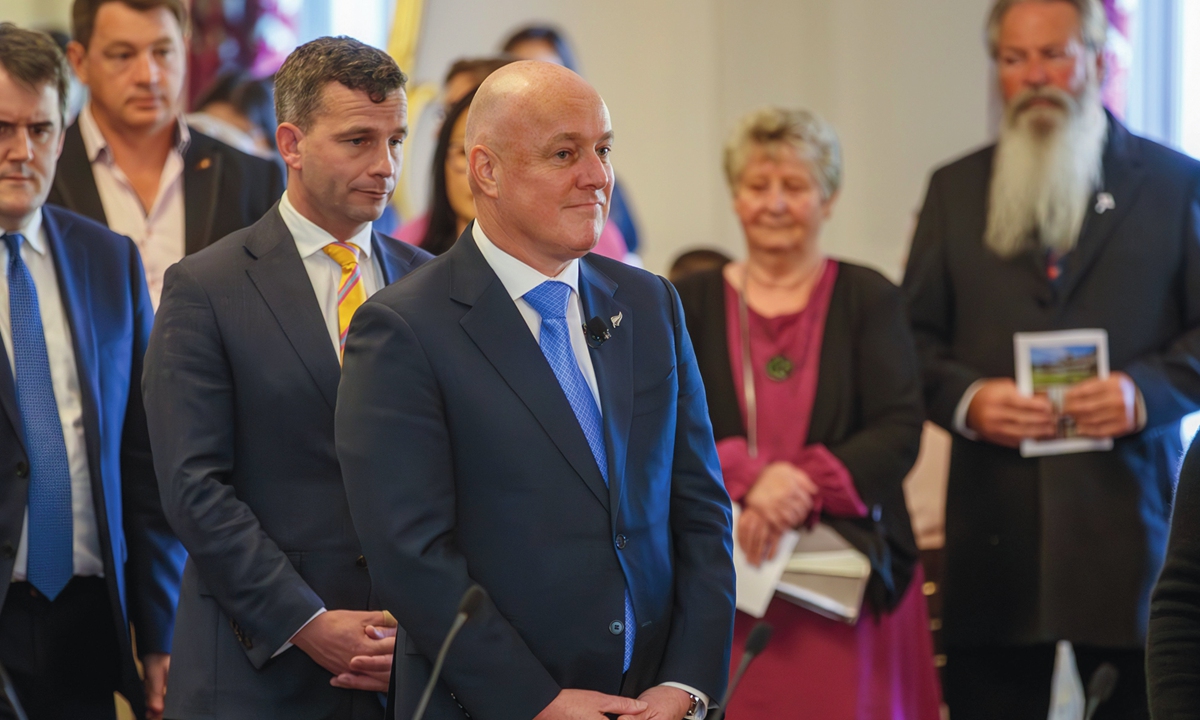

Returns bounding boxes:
[611,311,623,328]
[197,157,212,171]
[1095,192,1115,214]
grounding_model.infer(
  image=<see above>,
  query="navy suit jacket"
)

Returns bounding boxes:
[335,229,736,720]
[0,205,185,716]
[143,205,431,720]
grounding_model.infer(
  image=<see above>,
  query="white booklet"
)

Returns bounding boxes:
[1014,329,1113,457]
[732,505,870,623]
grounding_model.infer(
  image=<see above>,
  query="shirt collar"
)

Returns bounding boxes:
[79,102,191,163]
[472,220,579,301]
[279,191,375,260]
[3,209,46,256]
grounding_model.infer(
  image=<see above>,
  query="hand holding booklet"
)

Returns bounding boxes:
[1013,328,1113,457]
[731,504,870,623]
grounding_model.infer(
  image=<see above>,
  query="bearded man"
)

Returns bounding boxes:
[903,0,1200,717]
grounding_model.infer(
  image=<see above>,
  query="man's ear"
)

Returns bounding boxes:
[468,145,501,199]
[276,122,304,172]
[65,41,87,84]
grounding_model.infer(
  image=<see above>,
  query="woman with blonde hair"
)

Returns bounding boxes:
[676,107,942,718]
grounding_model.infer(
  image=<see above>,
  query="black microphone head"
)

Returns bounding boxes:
[1086,663,1119,703]
[584,316,612,347]
[745,622,773,656]
[457,585,487,619]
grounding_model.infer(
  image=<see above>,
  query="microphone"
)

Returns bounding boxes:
[1083,663,1118,720]
[0,664,29,720]
[411,585,487,720]
[584,316,613,348]
[709,622,772,720]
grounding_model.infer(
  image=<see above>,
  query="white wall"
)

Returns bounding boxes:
[411,0,995,278]
[3,0,998,277]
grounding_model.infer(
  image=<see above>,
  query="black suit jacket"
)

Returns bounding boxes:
[142,206,431,720]
[1148,438,1200,718]
[335,229,735,720]
[676,263,925,614]
[48,122,284,254]
[0,206,185,717]
[903,115,1200,648]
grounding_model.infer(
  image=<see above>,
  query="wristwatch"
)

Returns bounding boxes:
[685,692,706,719]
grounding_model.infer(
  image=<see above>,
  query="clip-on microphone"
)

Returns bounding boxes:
[411,585,487,720]
[708,622,772,720]
[584,316,613,349]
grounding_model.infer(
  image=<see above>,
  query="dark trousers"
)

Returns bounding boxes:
[0,577,121,720]
[944,643,1149,720]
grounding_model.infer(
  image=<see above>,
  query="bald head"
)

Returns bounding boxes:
[464,60,615,277]
[465,60,605,155]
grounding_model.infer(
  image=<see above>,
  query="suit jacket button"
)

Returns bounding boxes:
[609,620,624,635]
[1,541,14,559]
[356,555,368,568]
[615,534,627,550]
[15,461,28,478]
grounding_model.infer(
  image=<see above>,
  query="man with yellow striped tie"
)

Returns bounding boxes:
[142,37,432,720]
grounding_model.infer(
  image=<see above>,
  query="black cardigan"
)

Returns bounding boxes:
[1148,439,1200,717]
[676,262,925,613]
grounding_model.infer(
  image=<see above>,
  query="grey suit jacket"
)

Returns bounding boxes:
[143,206,431,719]
[903,115,1200,648]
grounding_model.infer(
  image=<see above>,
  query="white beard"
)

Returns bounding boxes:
[985,82,1108,259]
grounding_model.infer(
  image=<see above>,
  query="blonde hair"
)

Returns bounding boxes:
[723,107,842,199]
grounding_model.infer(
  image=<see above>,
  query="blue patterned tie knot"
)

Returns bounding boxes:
[5,231,74,601]
[522,280,571,320]
[522,279,635,671]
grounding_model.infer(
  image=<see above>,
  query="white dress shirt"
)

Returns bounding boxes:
[79,104,187,310]
[272,191,385,656]
[2,209,104,581]
[473,222,710,718]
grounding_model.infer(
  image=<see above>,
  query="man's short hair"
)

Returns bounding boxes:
[723,107,843,200]
[443,56,514,88]
[0,23,70,122]
[275,36,408,132]
[986,0,1107,57]
[72,0,190,48]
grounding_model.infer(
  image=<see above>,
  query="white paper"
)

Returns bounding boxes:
[1047,640,1085,720]
[1014,329,1114,457]
[731,504,800,618]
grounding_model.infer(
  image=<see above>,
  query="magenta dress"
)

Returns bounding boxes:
[717,261,942,720]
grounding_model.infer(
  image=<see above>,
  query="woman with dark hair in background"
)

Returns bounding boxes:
[403,89,477,254]
[187,69,277,159]
[502,23,643,261]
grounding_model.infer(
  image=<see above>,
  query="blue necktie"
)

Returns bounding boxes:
[523,280,635,672]
[4,232,73,601]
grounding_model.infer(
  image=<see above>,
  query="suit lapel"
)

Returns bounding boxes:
[43,208,116,578]
[578,259,633,522]
[1059,117,1146,305]
[0,333,19,446]
[372,231,410,286]
[245,208,342,411]
[183,138,222,255]
[52,124,108,225]
[450,234,611,512]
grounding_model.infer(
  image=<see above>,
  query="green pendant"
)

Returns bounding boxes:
[766,354,794,381]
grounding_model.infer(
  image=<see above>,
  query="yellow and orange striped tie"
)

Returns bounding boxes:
[323,241,367,360]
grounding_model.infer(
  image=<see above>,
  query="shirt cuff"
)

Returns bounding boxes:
[953,380,988,440]
[273,607,326,658]
[659,683,709,719]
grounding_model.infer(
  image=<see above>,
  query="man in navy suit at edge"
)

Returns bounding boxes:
[0,23,185,720]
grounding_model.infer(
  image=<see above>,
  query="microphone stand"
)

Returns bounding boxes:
[411,585,486,720]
